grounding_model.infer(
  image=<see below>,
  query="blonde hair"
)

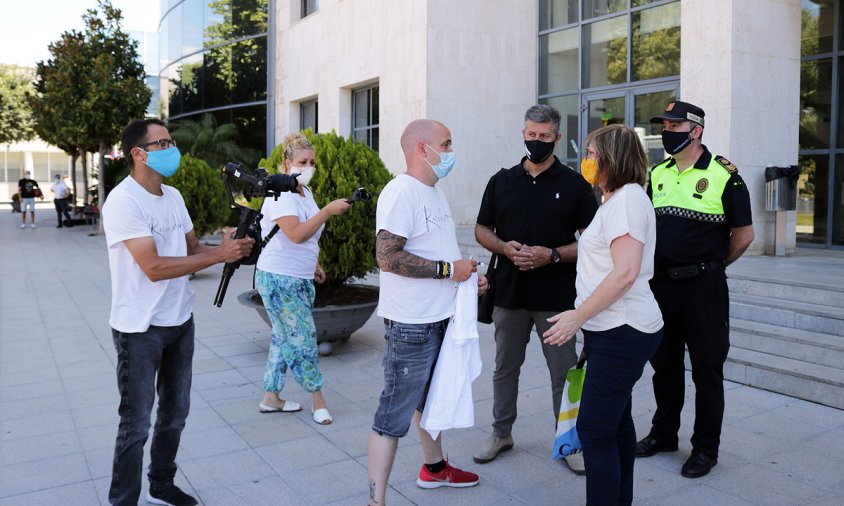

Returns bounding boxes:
[282,133,314,163]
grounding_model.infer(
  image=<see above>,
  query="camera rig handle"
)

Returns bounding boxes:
[213,163,299,308]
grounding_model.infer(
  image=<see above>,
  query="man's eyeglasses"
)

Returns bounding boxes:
[139,138,177,150]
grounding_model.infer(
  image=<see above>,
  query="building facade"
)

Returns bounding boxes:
[157,0,832,253]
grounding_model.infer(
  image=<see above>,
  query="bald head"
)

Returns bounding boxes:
[400,120,448,155]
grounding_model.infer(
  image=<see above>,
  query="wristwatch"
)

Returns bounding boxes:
[550,248,561,263]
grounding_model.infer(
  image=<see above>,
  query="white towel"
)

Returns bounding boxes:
[420,273,483,440]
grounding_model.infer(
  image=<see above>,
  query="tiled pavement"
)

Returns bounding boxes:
[2,205,844,505]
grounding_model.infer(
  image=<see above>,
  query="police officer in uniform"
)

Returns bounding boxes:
[635,101,754,478]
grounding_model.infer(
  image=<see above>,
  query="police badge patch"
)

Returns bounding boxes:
[695,178,709,193]
[658,183,663,191]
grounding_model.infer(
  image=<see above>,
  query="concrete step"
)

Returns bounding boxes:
[728,274,844,309]
[730,293,844,337]
[730,318,844,370]
[723,347,844,410]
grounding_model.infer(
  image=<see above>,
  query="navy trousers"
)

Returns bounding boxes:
[578,324,662,506]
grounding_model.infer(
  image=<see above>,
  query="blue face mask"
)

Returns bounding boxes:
[144,147,181,177]
[425,144,457,179]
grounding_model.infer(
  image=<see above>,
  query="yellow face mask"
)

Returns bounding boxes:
[580,157,599,186]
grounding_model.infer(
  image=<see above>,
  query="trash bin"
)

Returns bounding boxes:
[764,165,801,211]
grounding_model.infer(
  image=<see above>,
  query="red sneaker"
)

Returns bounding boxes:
[416,459,480,489]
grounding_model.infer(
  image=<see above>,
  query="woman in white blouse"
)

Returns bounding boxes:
[256,133,351,425]
[543,124,664,505]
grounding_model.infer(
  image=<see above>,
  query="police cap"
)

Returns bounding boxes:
[650,100,705,127]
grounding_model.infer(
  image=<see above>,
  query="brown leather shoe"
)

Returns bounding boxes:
[473,435,514,463]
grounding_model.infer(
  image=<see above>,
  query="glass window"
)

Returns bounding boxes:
[800,57,833,150]
[7,152,23,183]
[634,88,677,165]
[583,0,626,20]
[352,85,379,151]
[797,154,829,244]
[539,95,579,162]
[167,3,183,63]
[833,155,844,245]
[302,0,319,18]
[49,154,70,181]
[633,0,663,6]
[301,99,318,133]
[801,0,834,56]
[582,15,628,88]
[539,28,579,94]
[181,0,203,55]
[539,0,578,30]
[632,2,680,82]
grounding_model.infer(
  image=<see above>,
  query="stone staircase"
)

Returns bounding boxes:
[725,273,844,409]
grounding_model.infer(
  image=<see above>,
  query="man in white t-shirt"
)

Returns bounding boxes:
[102,118,254,506]
[50,174,73,227]
[367,119,488,506]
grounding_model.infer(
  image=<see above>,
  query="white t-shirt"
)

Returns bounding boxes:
[575,183,663,333]
[376,174,462,323]
[51,180,69,199]
[257,187,323,279]
[102,176,195,333]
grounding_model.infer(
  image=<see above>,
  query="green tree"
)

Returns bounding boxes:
[80,0,151,206]
[170,114,258,169]
[0,65,36,145]
[29,30,89,202]
[167,154,231,238]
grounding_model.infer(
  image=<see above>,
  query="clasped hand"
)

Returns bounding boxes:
[505,241,552,271]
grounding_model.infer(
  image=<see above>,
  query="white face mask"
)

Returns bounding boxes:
[292,166,315,186]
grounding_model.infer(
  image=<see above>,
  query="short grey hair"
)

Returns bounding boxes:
[524,104,561,135]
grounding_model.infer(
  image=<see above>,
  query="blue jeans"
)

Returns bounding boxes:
[578,325,663,506]
[372,318,447,438]
[109,317,194,506]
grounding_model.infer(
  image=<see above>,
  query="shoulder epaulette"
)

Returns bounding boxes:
[714,155,738,173]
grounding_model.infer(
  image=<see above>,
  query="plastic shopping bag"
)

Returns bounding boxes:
[551,359,586,460]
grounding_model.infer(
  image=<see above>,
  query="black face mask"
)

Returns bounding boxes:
[661,129,694,155]
[524,139,556,164]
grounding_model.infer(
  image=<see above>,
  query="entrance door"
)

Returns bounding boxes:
[580,83,679,166]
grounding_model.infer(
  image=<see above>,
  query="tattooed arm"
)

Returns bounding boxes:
[376,229,437,278]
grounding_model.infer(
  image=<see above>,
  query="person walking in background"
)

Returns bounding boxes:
[474,104,598,474]
[255,132,351,425]
[102,118,255,506]
[50,174,73,228]
[543,124,664,505]
[367,119,487,505]
[18,170,40,229]
[636,101,754,478]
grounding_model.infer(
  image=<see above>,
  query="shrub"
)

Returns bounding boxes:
[167,154,230,238]
[257,130,393,302]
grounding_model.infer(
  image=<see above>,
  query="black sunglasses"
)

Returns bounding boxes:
[139,138,177,150]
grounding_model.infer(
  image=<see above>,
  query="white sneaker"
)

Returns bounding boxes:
[20,223,25,229]
[30,223,36,229]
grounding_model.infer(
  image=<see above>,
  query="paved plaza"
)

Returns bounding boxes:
[1,204,843,505]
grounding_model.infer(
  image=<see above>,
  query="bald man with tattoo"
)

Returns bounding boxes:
[367,119,488,505]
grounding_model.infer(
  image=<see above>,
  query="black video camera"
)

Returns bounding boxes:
[347,187,371,204]
[213,163,300,307]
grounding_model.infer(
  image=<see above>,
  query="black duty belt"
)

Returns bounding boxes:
[655,260,725,280]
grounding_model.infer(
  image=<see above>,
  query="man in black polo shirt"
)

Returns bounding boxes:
[474,104,598,473]
[636,100,754,479]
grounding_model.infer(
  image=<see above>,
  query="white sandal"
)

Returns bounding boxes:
[259,400,302,413]
[312,406,333,425]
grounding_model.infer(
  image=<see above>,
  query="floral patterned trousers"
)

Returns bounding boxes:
[256,269,324,394]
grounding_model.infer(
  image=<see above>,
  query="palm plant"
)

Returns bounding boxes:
[169,114,258,169]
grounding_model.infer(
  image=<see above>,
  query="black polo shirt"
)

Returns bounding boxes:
[646,146,753,266]
[477,156,598,311]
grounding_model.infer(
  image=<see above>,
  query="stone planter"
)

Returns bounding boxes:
[10,200,21,213]
[238,286,379,355]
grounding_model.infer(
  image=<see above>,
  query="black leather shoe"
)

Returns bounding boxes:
[635,436,678,457]
[681,452,717,478]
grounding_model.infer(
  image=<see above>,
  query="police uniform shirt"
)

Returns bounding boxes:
[477,156,598,312]
[647,146,752,266]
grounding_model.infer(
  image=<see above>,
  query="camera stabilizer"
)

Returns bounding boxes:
[213,163,299,307]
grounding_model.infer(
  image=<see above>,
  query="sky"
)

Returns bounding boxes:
[0,0,160,68]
